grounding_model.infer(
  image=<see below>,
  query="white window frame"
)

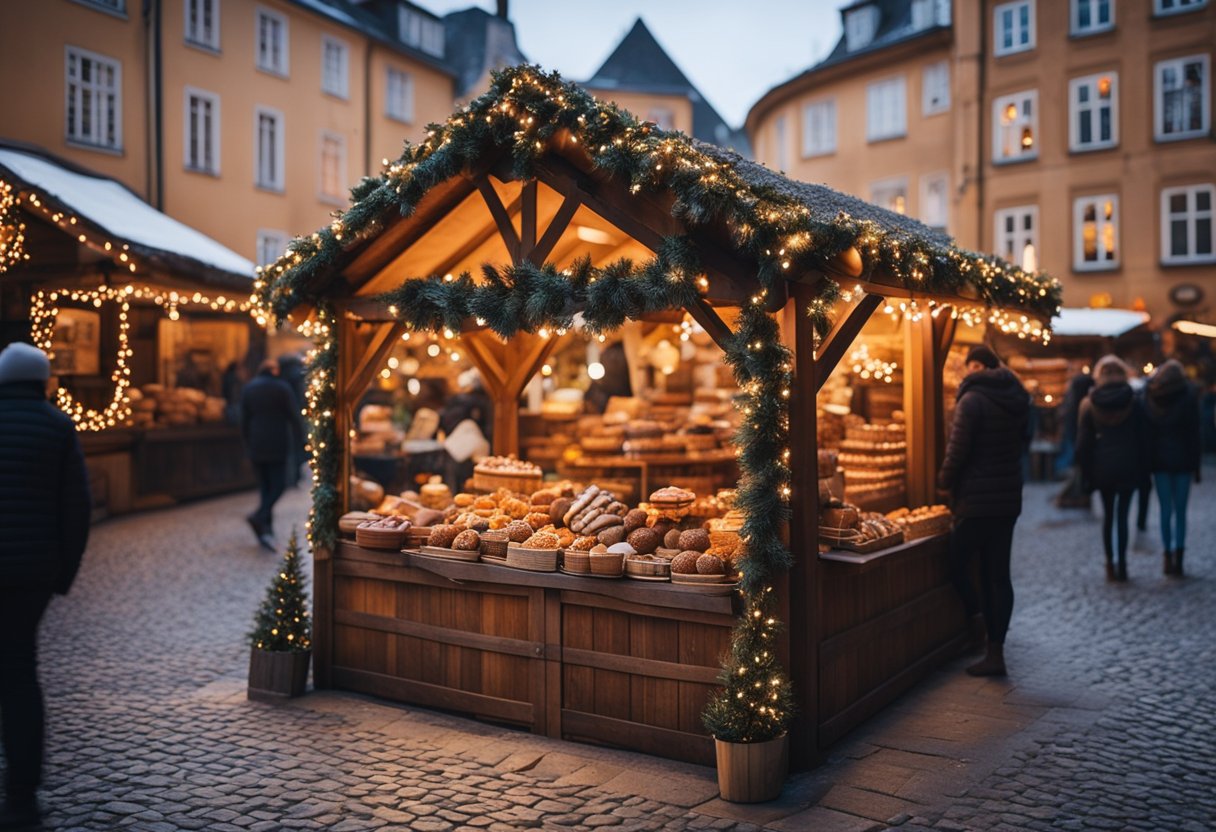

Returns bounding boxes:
[1161,184,1215,264]
[773,114,790,172]
[321,35,349,100]
[993,89,1038,163]
[866,76,907,142]
[922,60,950,116]
[1154,0,1209,16]
[73,0,126,16]
[385,66,414,124]
[994,205,1038,263]
[183,86,220,174]
[184,0,220,51]
[994,0,1035,57]
[844,6,880,51]
[1073,194,1120,271]
[1069,72,1118,152]
[920,172,950,230]
[1071,0,1114,34]
[254,105,285,192]
[871,176,909,216]
[318,131,347,205]
[256,229,290,267]
[801,99,836,158]
[64,46,123,151]
[1154,54,1210,143]
[255,6,289,77]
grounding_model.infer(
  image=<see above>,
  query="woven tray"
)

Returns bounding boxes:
[506,545,559,572]
[561,550,592,573]
[355,527,407,550]
[480,532,509,559]
[625,558,671,579]
[589,552,624,577]
[417,545,482,562]
[669,574,739,594]
[818,524,863,544]
[670,571,734,585]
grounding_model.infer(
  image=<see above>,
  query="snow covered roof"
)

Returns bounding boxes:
[0,145,254,287]
[1051,307,1150,338]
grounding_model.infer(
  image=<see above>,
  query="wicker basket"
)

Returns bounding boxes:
[670,571,735,585]
[589,551,624,577]
[506,545,560,572]
[562,550,592,573]
[355,526,407,550]
[472,468,543,494]
[625,557,671,579]
[480,531,509,559]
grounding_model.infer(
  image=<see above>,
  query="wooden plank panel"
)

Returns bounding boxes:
[561,647,719,685]
[561,606,595,714]
[560,710,714,767]
[592,608,631,720]
[332,667,534,726]
[628,617,682,730]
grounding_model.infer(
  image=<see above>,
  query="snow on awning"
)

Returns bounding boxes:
[1051,307,1150,338]
[0,146,254,284]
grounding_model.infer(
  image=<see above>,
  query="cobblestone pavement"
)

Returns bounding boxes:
[2,463,1213,831]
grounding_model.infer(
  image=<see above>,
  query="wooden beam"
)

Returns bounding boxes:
[528,193,581,266]
[814,293,884,391]
[343,321,406,402]
[475,175,521,265]
[685,298,734,352]
[461,330,508,392]
[904,315,939,507]
[519,179,537,264]
[934,305,958,369]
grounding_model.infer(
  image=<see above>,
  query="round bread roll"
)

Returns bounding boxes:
[670,551,701,574]
[470,520,490,534]
[590,543,609,554]
[505,520,534,543]
[696,553,725,575]
[623,509,649,533]
[651,518,676,540]
[549,497,573,526]
[452,530,481,550]
[568,536,597,551]
[597,525,627,547]
[522,532,561,549]
[663,528,683,550]
[627,527,660,555]
[429,525,461,548]
[525,511,551,530]
[677,528,711,553]
[531,489,559,507]
[413,508,446,528]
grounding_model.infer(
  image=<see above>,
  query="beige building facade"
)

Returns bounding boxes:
[747,0,1216,319]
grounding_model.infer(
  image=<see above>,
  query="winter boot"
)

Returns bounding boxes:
[1164,551,1174,575]
[966,643,1006,677]
[1173,548,1185,577]
[1105,560,1116,582]
[1117,559,1128,582]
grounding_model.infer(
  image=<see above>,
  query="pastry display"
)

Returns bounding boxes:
[677,528,710,553]
[887,505,952,540]
[663,528,683,550]
[626,527,661,555]
[428,525,462,549]
[670,551,702,574]
[567,536,598,552]
[451,529,481,551]
[696,553,725,575]
[521,532,561,550]
[597,525,627,547]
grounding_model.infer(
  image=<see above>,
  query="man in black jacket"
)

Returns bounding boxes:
[938,345,1030,677]
[0,342,90,829]
[241,360,301,551]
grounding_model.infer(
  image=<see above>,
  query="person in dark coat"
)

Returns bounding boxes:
[0,342,90,828]
[241,360,301,551]
[938,345,1030,678]
[1076,355,1150,582]
[1144,359,1202,576]
[1055,370,1095,506]
[276,353,309,487]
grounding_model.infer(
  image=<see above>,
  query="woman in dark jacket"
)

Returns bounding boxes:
[1144,360,1202,576]
[1076,355,1150,582]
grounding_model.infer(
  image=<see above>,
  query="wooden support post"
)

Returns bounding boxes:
[814,293,883,391]
[462,330,561,457]
[685,298,735,352]
[475,175,521,264]
[786,281,821,768]
[904,315,940,507]
[932,307,959,471]
[528,193,581,265]
[343,321,407,403]
[518,180,537,264]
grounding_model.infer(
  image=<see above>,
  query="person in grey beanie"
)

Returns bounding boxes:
[0,341,91,829]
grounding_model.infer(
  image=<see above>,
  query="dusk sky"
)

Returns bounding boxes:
[416,0,845,128]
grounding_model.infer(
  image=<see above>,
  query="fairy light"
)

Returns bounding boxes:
[0,181,29,273]
[848,343,898,383]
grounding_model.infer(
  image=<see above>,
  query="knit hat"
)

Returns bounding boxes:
[1093,354,1131,385]
[965,345,1000,369]
[1147,359,1187,398]
[0,342,51,384]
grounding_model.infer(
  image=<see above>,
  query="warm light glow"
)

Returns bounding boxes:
[574,225,614,245]
[426,343,441,357]
[407,378,421,395]
[587,361,605,380]
[1173,319,1216,338]
[540,363,553,377]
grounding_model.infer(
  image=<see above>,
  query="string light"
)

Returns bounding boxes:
[0,181,29,273]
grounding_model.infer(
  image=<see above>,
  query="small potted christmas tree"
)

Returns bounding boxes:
[248,530,312,701]
[702,590,795,803]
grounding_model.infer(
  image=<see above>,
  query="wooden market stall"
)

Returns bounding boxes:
[0,142,262,516]
[256,68,1059,772]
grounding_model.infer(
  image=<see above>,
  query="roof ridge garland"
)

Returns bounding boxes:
[254,64,1060,329]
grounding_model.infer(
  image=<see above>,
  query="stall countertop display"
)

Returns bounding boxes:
[253,66,1060,773]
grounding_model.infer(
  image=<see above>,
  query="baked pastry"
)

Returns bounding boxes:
[549,498,573,527]
[469,520,490,533]
[521,532,561,549]
[505,520,533,543]
[649,486,695,505]
[568,536,597,551]
[590,544,609,554]
[695,553,725,575]
[597,526,626,547]
[606,542,637,556]
[663,528,683,549]
[428,525,461,548]
[627,527,660,555]
[623,509,649,533]
[452,530,481,551]
[525,512,551,530]
[454,493,475,508]
[530,489,559,507]
[677,529,711,553]
[501,497,530,520]
[670,551,701,574]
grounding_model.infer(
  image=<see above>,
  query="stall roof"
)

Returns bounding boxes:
[1051,308,1150,338]
[0,144,254,289]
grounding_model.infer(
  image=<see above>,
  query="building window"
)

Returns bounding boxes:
[398,6,445,58]
[645,108,674,130]
[65,46,122,150]
[385,67,414,123]
[993,90,1037,163]
[801,99,836,157]
[77,0,126,13]
[867,77,907,141]
[255,7,288,76]
[184,87,220,174]
[773,114,790,172]
[1161,184,1215,264]
[1155,55,1209,142]
[1155,0,1208,15]
[1071,0,1113,34]
[994,1,1035,56]
[256,229,290,267]
[1074,195,1119,270]
[920,172,949,230]
[255,106,284,191]
[923,61,950,115]
[319,132,346,203]
[321,36,349,99]
[1070,72,1118,151]
[844,5,880,51]
[185,0,220,50]
[871,177,909,215]
[994,205,1038,263]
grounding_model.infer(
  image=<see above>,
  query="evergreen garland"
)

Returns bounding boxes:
[250,530,313,653]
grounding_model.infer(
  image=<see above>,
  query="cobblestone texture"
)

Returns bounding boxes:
[1,463,1213,831]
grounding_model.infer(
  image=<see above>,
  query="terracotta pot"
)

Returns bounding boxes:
[714,733,789,803]
[247,647,310,702]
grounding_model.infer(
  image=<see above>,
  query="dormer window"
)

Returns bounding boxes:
[845,5,880,51]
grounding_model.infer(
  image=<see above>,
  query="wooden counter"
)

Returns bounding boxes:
[328,541,739,765]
